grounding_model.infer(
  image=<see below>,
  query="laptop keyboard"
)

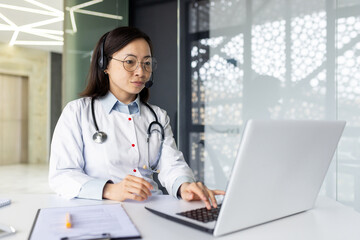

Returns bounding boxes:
[176,204,222,223]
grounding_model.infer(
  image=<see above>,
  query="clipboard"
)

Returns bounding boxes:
[28,204,141,240]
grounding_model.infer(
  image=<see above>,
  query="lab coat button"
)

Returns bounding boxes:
[128,117,132,121]
[132,144,135,147]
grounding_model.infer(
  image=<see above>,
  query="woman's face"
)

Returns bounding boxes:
[105,38,152,104]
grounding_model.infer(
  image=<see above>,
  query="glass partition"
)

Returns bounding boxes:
[63,0,128,105]
[337,0,360,211]
[179,0,360,211]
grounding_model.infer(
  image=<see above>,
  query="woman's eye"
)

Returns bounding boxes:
[144,61,151,66]
[126,60,135,64]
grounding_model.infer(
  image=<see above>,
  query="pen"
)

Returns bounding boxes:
[65,213,72,228]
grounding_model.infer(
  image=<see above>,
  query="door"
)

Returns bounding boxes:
[0,73,28,165]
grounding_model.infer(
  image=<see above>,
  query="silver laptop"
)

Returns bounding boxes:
[145,120,346,237]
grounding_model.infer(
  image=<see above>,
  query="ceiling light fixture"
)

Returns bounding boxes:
[66,0,123,33]
[0,0,63,47]
[0,12,16,27]
[9,30,19,46]
[24,0,63,16]
[75,9,124,20]
[0,0,124,49]
[14,41,63,46]
[0,3,62,17]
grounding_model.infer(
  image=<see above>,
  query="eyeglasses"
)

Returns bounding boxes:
[110,55,157,72]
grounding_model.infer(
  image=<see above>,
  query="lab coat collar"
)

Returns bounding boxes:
[99,92,140,115]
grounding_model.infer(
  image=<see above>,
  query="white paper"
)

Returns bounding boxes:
[29,204,140,239]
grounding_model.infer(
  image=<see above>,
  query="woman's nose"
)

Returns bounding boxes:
[134,63,146,75]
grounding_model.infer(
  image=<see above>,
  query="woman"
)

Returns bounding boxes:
[49,26,224,209]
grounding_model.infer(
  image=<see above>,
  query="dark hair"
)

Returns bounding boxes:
[81,26,153,103]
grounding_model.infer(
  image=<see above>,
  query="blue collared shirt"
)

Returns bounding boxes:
[101,91,141,115]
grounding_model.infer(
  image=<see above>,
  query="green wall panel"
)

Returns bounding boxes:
[63,0,128,106]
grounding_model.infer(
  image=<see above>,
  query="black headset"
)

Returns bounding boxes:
[98,32,109,71]
[97,31,154,88]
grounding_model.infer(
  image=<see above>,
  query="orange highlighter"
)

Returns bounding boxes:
[65,213,72,228]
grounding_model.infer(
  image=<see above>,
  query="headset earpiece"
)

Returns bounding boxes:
[98,55,107,71]
[98,32,110,71]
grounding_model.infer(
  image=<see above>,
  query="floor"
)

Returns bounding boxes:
[0,164,52,194]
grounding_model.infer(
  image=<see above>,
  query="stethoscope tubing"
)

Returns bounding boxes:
[92,98,108,143]
[91,97,164,172]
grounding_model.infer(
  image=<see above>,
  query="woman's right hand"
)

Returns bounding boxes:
[102,175,153,201]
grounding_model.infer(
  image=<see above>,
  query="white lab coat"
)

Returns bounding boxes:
[49,97,195,199]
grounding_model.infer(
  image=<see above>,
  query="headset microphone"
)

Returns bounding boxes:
[145,73,154,88]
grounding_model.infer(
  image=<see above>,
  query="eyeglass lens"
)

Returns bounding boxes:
[123,56,157,72]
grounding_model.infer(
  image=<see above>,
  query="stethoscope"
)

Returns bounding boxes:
[91,97,165,173]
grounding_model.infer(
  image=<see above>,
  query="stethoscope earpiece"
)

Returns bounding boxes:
[143,165,160,173]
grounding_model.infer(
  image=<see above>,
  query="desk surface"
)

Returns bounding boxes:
[1,193,360,240]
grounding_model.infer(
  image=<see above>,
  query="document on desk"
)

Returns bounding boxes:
[28,204,141,240]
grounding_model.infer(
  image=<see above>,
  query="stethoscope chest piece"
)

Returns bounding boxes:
[91,98,108,144]
[93,131,107,144]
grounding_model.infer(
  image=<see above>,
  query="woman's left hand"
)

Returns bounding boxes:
[179,182,225,210]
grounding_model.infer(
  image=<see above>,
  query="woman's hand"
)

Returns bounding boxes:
[179,182,225,210]
[102,175,153,201]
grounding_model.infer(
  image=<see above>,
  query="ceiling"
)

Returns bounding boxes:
[0,0,63,53]
[0,0,125,53]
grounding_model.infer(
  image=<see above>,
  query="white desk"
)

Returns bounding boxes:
[1,193,360,240]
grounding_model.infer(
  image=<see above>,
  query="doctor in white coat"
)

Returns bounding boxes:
[49,26,224,209]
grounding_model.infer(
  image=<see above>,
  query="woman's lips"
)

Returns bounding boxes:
[131,81,144,87]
